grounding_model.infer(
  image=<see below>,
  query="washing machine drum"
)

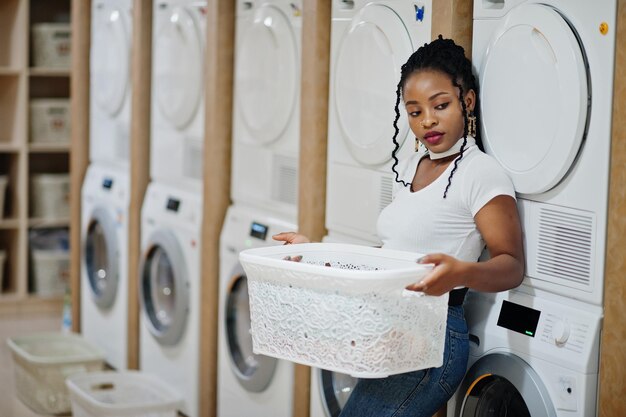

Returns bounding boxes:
[479,3,589,195]
[84,207,119,309]
[319,369,358,417]
[225,266,277,392]
[153,5,203,129]
[140,229,190,346]
[235,3,298,145]
[91,4,131,117]
[333,3,413,166]
[459,353,556,417]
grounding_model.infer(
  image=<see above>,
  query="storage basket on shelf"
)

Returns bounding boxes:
[6,332,106,415]
[66,371,184,417]
[30,173,70,219]
[239,243,448,378]
[30,99,71,144]
[0,249,6,290]
[31,248,70,296]
[0,174,7,219]
[31,23,71,68]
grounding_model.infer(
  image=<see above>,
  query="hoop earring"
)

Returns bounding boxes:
[467,111,477,137]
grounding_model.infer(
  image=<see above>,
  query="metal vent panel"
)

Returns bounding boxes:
[272,154,298,206]
[379,175,393,213]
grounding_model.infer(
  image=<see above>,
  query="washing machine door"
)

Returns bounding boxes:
[139,229,189,346]
[153,4,203,129]
[458,353,556,417]
[478,3,589,195]
[91,3,131,117]
[319,368,358,417]
[83,206,119,309]
[334,3,413,166]
[235,4,298,144]
[225,264,277,392]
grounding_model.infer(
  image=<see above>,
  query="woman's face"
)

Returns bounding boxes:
[403,69,475,154]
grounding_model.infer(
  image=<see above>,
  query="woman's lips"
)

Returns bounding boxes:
[423,132,444,145]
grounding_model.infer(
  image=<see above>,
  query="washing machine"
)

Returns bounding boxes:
[139,181,202,417]
[325,0,432,243]
[231,0,302,218]
[151,0,206,192]
[447,290,602,417]
[218,204,296,417]
[472,0,617,306]
[89,0,133,168]
[80,163,130,370]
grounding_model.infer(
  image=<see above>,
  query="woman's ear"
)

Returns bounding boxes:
[465,89,476,112]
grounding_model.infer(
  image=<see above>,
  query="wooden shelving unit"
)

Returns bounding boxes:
[0,0,72,313]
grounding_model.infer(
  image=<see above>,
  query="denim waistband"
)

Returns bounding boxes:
[448,304,465,320]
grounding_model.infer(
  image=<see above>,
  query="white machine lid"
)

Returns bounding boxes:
[154,6,203,129]
[235,4,298,145]
[334,3,413,166]
[92,6,130,117]
[479,3,589,195]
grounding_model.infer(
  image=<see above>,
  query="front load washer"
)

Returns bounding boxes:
[231,0,302,218]
[218,204,296,417]
[447,290,602,417]
[81,163,130,370]
[472,0,617,305]
[151,0,206,192]
[139,181,202,417]
[325,0,432,243]
[89,0,133,168]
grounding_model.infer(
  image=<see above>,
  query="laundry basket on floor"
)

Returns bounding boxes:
[66,371,184,417]
[239,243,448,378]
[7,332,106,415]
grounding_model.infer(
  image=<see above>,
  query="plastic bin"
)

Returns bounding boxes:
[6,332,106,415]
[30,99,71,143]
[239,243,448,378]
[30,173,70,218]
[67,371,184,417]
[31,249,70,296]
[0,249,6,290]
[31,23,71,68]
[0,174,7,219]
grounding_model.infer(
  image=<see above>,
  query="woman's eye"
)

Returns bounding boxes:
[435,102,450,110]
[408,111,421,117]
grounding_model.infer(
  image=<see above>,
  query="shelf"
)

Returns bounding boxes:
[29,67,70,77]
[28,142,70,153]
[0,218,20,229]
[0,68,21,76]
[0,143,20,152]
[28,217,69,228]
[0,294,63,315]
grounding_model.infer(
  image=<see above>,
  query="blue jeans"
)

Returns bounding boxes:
[339,305,469,417]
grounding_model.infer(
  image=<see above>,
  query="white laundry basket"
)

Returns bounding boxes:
[30,173,70,218]
[31,23,71,68]
[31,249,70,296]
[66,371,184,417]
[239,243,448,378]
[30,99,71,143]
[0,174,7,219]
[7,332,106,415]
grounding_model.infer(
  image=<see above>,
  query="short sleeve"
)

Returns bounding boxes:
[463,154,516,217]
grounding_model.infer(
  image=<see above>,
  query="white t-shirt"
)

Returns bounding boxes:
[377,143,515,262]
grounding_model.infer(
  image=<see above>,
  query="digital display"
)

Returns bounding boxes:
[250,222,268,240]
[497,300,541,337]
[102,178,113,189]
[166,198,180,212]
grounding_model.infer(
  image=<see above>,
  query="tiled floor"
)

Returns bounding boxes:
[0,311,64,417]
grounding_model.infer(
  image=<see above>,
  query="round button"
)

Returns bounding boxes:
[552,320,570,345]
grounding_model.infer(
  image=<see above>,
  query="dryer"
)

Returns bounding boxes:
[139,181,202,417]
[472,0,617,306]
[447,290,602,417]
[231,0,302,218]
[151,0,206,192]
[89,0,133,168]
[218,204,296,417]
[81,163,130,370]
[325,0,432,243]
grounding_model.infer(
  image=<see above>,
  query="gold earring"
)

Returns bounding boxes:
[467,112,477,137]
[415,137,420,152]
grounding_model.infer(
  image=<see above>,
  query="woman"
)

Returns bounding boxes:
[274,36,524,417]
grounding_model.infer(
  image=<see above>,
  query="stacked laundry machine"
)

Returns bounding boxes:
[447,1,616,415]
[137,1,207,416]
[80,0,133,371]
[217,1,302,416]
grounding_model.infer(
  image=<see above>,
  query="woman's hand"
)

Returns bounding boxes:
[272,231,311,245]
[406,253,467,296]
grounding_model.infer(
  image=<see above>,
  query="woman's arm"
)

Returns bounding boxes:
[407,195,524,295]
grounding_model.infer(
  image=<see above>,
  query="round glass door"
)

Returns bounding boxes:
[140,229,189,346]
[479,3,589,195]
[153,6,203,129]
[226,268,277,392]
[462,375,530,416]
[321,369,358,417]
[334,3,413,166]
[235,4,298,145]
[91,5,130,117]
[84,207,119,309]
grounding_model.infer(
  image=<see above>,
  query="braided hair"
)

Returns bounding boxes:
[391,36,483,198]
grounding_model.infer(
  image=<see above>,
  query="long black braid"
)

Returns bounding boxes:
[390,36,483,198]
